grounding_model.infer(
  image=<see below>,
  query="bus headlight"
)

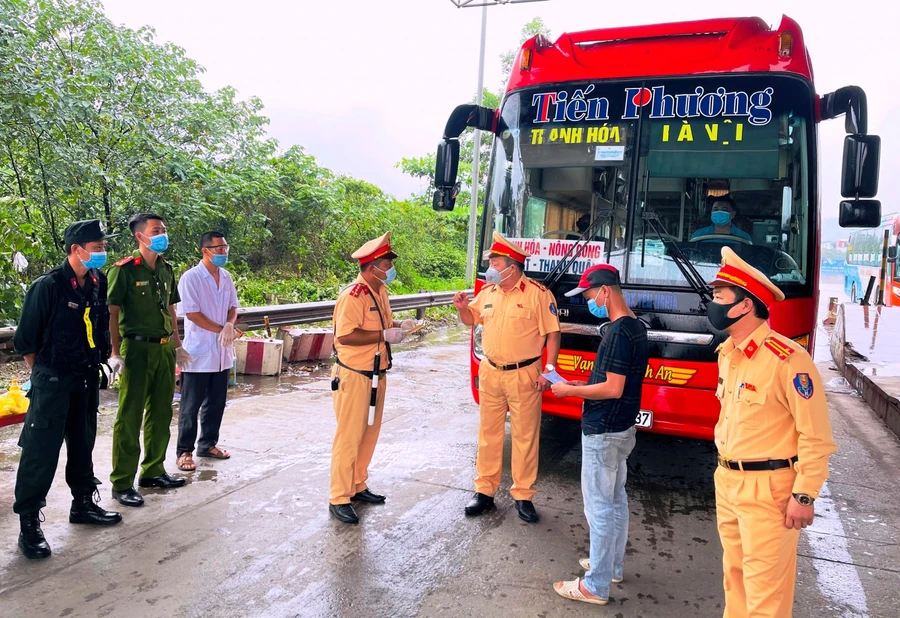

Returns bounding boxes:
[473,324,484,359]
[792,333,810,350]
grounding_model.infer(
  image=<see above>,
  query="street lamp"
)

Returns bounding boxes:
[450,0,550,284]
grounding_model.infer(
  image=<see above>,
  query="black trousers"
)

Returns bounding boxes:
[177,369,230,456]
[14,374,100,515]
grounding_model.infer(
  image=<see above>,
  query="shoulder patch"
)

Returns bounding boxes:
[549,303,558,316]
[114,256,135,267]
[763,337,795,361]
[528,279,548,292]
[792,373,814,399]
[348,283,370,298]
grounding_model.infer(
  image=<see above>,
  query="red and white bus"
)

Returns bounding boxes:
[434,16,881,440]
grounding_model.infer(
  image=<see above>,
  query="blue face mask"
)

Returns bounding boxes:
[145,233,169,253]
[377,265,397,284]
[211,254,229,267]
[80,251,107,270]
[711,211,732,227]
[588,293,609,319]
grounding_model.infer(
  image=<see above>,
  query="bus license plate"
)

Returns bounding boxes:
[635,410,653,429]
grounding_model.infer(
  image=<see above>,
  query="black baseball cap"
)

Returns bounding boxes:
[564,264,621,297]
[63,219,117,248]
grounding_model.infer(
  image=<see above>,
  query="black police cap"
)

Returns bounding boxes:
[63,219,117,248]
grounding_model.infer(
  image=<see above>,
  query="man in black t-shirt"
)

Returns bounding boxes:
[549,264,649,607]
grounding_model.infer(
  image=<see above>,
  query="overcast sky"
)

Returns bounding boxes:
[100,0,896,219]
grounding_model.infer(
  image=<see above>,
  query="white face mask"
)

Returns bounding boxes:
[485,264,514,285]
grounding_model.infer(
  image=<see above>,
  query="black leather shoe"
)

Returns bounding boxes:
[112,487,144,507]
[464,492,495,516]
[351,489,386,504]
[138,472,186,489]
[70,491,123,526]
[515,500,539,523]
[18,511,51,559]
[329,503,359,524]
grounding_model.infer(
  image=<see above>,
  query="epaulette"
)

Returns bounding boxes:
[763,336,795,361]
[528,279,548,292]
[348,283,370,298]
[114,256,135,267]
[714,342,725,354]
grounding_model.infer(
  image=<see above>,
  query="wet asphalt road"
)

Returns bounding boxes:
[0,308,898,617]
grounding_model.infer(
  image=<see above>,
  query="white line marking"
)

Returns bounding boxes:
[806,483,870,617]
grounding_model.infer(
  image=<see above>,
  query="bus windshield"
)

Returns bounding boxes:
[483,75,815,299]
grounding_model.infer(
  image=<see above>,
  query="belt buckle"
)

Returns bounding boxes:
[717,455,731,469]
[160,337,169,344]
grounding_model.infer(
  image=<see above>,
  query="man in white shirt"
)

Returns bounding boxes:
[175,232,240,472]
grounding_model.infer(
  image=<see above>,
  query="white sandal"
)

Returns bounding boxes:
[553,578,609,606]
[579,558,624,583]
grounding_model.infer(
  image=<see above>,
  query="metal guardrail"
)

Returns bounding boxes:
[0,290,471,354]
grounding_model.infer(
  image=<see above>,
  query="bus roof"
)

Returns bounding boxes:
[507,15,813,92]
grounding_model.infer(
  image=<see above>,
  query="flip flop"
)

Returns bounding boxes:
[579,558,624,583]
[553,578,608,606]
[198,446,230,460]
[177,453,196,471]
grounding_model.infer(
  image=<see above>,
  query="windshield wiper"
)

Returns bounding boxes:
[543,209,612,294]
[641,211,712,305]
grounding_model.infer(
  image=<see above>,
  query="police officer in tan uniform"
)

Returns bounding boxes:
[709,247,836,618]
[329,232,414,524]
[453,232,561,523]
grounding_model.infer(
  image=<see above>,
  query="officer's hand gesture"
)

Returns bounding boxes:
[453,292,469,311]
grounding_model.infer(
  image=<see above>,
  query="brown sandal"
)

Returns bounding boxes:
[177,453,196,471]
[198,446,230,460]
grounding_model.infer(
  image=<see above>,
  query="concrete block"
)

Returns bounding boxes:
[234,338,283,376]
[280,327,333,363]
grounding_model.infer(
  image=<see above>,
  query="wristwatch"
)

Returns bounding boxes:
[544,364,555,372]
[792,493,814,506]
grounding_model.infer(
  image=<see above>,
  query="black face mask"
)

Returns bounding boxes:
[707,300,749,331]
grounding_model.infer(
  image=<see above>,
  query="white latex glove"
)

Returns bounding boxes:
[108,355,126,376]
[175,346,192,370]
[400,319,417,331]
[218,322,236,347]
[383,328,405,345]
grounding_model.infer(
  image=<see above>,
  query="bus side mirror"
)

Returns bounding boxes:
[841,134,880,198]
[433,139,460,211]
[888,246,898,263]
[839,199,881,228]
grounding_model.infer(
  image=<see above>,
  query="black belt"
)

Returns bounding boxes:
[487,356,541,371]
[125,334,173,344]
[717,455,798,471]
[334,357,388,379]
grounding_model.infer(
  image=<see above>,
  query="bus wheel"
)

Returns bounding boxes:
[851,281,857,302]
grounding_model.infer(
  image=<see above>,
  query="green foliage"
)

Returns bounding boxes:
[0,196,41,324]
[0,0,471,322]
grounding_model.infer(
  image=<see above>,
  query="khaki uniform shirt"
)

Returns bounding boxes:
[715,322,837,498]
[333,276,393,372]
[107,251,180,338]
[467,274,560,365]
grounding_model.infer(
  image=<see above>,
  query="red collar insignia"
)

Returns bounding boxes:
[743,340,758,358]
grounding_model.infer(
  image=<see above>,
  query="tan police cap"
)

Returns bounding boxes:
[351,231,398,264]
[709,246,785,307]
[482,231,530,263]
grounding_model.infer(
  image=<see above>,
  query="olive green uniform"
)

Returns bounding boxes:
[107,251,180,490]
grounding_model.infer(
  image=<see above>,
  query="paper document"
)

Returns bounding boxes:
[541,370,565,385]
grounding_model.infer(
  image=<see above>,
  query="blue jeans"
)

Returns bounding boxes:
[581,426,636,598]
